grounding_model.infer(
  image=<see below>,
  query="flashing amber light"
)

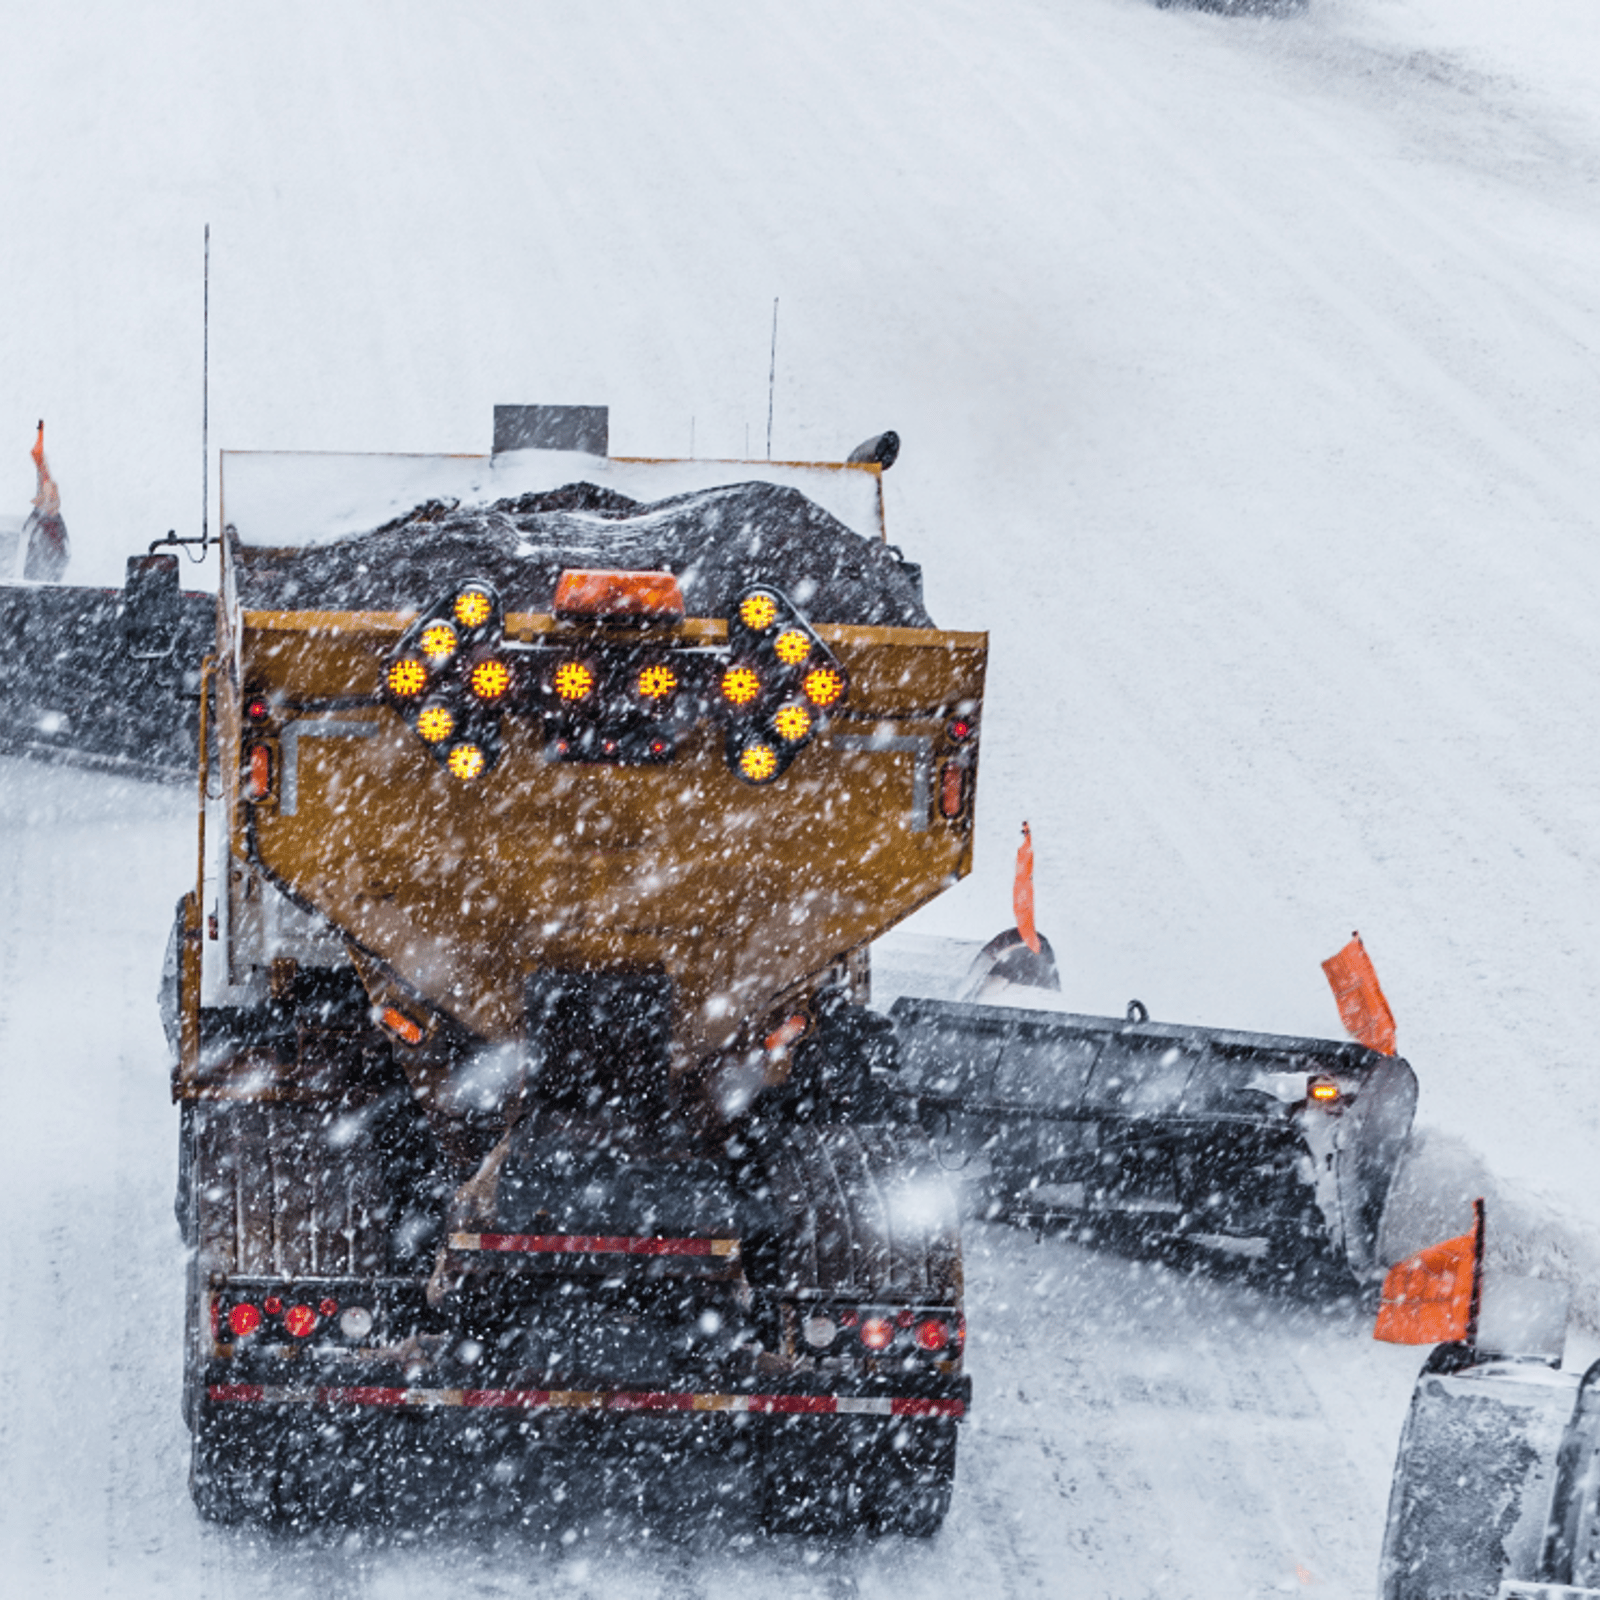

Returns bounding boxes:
[860,1316,894,1351]
[802,666,844,708]
[553,660,596,702]
[764,1012,810,1053]
[227,1303,262,1338]
[447,743,486,781]
[416,705,456,744]
[738,743,779,783]
[720,665,762,708]
[283,1304,318,1339]
[914,1318,950,1352]
[636,663,678,701]
[553,568,685,619]
[469,659,512,701]
[738,592,779,631]
[387,658,428,698]
[1309,1077,1341,1104]
[381,1006,425,1046]
[453,589,493,628]
[245,743,273,802]
[773,628,810,666]
[772,703,812,744]
[420,622,458,663]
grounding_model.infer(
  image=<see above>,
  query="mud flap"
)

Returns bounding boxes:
[1380,1346,1577,1600]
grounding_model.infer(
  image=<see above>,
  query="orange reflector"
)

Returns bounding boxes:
[553,568,685,619]
[416,705,456,743]
[453,589,493,628]
[636,663,678,700]
[283,1304,318,1339]
[738,743,779,782]
[1308,1076,1340,1103]
[772,703,812,743]
[773,628,810,666]
[764,1012,810,1052]
[447,743,486,781]
[245,743,273,801]
[381,1006,425,1046]
[802,666,844,708]
[227,1303,262,1338]
[1374,1200,1484,1346]
[738,592,779,631]
[420,622,459,662]
[939,762,966,818]
[387,658,427,697]
[469,659,512,701]
[860,1316,894,1351]
[721,665,762,708]
[553,660,596,702]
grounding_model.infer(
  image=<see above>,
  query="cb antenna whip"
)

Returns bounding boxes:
[766,297,778,460]
[202,223,210,552]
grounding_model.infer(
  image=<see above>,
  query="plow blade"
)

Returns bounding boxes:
[887,995,1416,1281]
[0,555,213,781]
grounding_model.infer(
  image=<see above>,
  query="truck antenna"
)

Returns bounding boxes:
[149,224,213,561]
[766,297,779,460]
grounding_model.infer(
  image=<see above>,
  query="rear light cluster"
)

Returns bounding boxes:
[372,575,851,786]
[800,1304,964,1360]
[939,712,977,819]
[218,1292,376,1346]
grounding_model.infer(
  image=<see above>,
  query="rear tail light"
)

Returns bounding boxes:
[914,1318,950,1352]
[283,1304,318,1338]
[318,1298,339,1318]
[860,1316,895,1351]
[227,1303,262,1338]
[263,1296,283,1316]
[947,715,974,742]
[1308,1076,1341,1104]
[764,1012,810,1053]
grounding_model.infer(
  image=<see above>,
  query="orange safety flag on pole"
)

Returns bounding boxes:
[1014,822,1040,955]
[30,420,60,517]
[1374,1198,1485,1346]
[1321,931,1397,1056]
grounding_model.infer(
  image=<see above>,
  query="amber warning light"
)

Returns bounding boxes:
[554,569,685,620]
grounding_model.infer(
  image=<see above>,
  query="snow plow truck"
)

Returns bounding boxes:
[0,408,1418,1530]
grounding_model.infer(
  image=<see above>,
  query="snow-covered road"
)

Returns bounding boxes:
[4,0,1600,1593]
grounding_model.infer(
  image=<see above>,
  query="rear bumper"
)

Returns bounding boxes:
[205,1370,969,1422]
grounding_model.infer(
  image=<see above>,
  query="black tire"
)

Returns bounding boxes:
[758,1422,867,1537]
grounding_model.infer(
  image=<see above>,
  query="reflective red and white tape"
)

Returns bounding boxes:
[448,1233,740,1258]
[207,1384,963,1418]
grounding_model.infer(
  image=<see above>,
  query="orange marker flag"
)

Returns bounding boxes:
[1014,822,1040,954]
[30,420,60,516]
[1374,1198,1484,1346]
[1321,931,1396,1056]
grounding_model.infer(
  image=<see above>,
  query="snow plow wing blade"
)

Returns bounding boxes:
[0,555,213,781]
[1381,1347,1600,1600]
[887,995,1417,1280]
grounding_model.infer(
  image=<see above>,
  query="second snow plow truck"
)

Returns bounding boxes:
[0,408,1418,1531]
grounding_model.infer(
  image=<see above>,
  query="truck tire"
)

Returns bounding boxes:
[869,1418,956,1537]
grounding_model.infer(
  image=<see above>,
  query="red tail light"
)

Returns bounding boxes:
[283,1304,318,1338]
[263,1296,283,1316]
[939,762,966,818]
[914,1318,950,1352]
[228,1303,262,1338]
[318,1298,339,1318]
[860,1316,894,1351]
